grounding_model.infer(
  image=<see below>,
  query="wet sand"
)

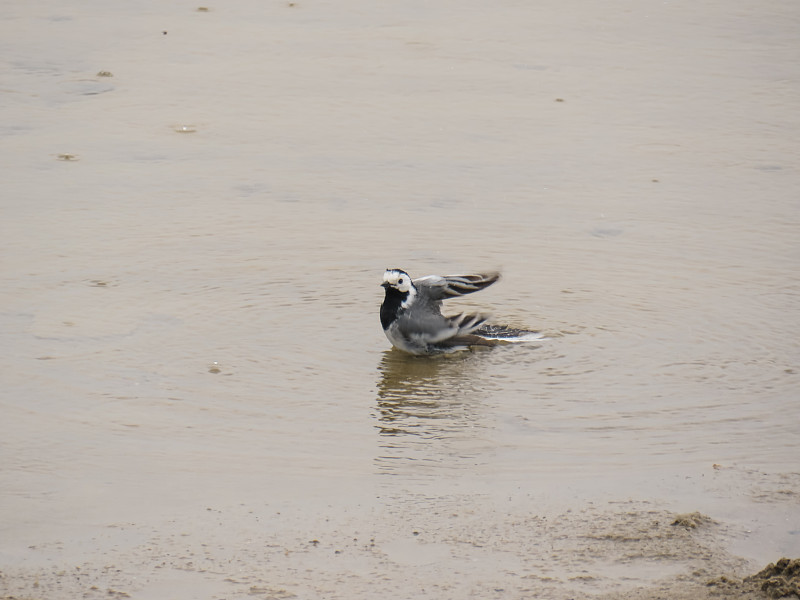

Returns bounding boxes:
[2,0,799,598]
[1,493,798,599]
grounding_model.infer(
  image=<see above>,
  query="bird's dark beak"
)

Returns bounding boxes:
[380,282,389,288]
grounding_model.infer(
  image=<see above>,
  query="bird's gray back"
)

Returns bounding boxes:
[398,293,447,337]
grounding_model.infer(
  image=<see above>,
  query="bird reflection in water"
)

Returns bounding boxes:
[374,348,494,476]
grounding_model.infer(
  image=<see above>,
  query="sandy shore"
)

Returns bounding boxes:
[2,492,798,599]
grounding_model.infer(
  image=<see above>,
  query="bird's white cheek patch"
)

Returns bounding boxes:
[400,286,417,309]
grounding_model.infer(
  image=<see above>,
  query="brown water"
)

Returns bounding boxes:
[1,1,799,598]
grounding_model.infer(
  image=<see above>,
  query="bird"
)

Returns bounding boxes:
[379,268,538,355]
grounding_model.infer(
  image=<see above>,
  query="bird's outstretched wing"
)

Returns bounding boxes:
[412,272,500,300]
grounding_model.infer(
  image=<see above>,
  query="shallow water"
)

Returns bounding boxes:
[1,0,799,597]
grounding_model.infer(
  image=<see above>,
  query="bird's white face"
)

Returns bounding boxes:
[383,269,413,293]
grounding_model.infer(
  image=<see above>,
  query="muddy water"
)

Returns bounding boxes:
[1,1,799,598]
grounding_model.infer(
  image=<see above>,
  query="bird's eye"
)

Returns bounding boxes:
[398,278,404,284]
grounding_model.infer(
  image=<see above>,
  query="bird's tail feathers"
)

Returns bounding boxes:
[475,324,545,343]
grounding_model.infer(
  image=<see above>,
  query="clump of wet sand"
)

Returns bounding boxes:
[605,556,800,600]
[747,558,800,599]
[670,511,714,529]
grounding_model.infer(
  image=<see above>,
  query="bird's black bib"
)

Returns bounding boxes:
[380,288,408,329]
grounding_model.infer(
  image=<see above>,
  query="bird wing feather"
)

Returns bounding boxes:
[412,272,500,300]
[398,310,490,345]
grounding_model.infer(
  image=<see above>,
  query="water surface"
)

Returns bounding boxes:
[1,0,798,597]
